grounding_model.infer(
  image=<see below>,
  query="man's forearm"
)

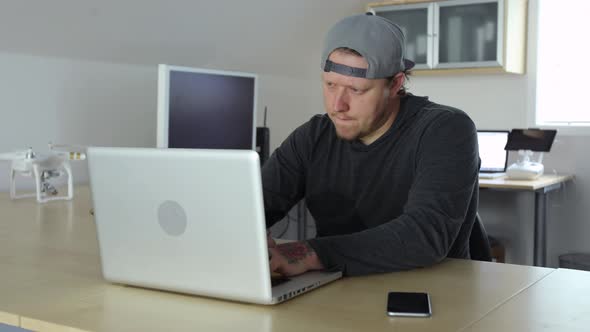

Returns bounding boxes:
[307,208,468,276]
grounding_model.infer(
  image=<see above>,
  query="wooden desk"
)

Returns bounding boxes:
[0,187,554,332]
[463,268,590,331]
[479,174,574,266]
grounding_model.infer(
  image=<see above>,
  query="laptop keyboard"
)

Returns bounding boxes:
[271,275,291,287]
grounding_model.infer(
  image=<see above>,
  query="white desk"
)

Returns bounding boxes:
[479,174,574,266]
[0,186,559,332]
[464,268,590,331]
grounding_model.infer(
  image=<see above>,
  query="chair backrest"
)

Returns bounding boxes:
[469,213,492,262]
[256,127,270,165]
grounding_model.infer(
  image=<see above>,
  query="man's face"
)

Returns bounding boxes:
[322,50,399,145]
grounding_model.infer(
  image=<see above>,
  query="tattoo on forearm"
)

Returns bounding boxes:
[278,242,315,265]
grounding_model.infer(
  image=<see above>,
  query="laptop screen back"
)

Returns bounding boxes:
[477,130,509,172]
[88,147,275,304]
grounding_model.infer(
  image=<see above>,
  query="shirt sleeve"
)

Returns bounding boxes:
[307,111,479,276]
[261,121,312,227]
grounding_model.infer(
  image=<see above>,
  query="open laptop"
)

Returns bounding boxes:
[87,147,341,305]
[477,130,509,179]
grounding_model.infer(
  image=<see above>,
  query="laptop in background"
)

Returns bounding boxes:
[87,147,341,305]
[477,130,509,179]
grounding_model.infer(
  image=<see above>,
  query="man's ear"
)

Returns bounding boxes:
[389,72,405,96]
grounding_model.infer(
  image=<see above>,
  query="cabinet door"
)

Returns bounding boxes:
[434,0,504,68]
[369,3,433,69]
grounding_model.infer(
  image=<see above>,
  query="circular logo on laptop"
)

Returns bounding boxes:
[157,200,187,236]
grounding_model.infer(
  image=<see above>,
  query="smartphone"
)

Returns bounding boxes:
[386,292,432,317]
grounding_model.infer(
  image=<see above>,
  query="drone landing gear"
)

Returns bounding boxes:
[10,162,74,203]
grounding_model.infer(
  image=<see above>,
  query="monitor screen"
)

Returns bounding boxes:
[157,64,257,149]
[477,130,509,172]
[504,129,557,152]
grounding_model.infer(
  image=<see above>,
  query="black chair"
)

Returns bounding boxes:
[256,127,270,165]
[469,213,492,262]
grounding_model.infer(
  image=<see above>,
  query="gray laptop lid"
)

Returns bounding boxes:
[88,147,273,304]
[477,130,509,173]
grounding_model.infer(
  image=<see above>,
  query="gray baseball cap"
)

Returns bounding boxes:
[321,14,415,79]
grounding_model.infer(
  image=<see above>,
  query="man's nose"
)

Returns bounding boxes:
[333,89,349,112]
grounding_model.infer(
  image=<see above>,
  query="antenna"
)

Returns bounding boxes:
[263,106,268,127]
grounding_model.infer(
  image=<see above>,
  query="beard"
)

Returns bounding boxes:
[334,127,360,142]
[331,119,363,142]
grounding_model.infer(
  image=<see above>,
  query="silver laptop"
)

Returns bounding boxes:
[87,147,341,305]
[477,130,509,179]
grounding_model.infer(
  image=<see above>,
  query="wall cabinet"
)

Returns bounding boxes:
[367,0,527,74]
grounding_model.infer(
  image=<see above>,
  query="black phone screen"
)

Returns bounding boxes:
[387,292,431,317]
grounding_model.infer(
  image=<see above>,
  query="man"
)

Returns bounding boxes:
[264,14,479,277]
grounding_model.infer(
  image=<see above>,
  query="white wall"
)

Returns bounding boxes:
[258,73,323,152]
[543,136,590,267]
[408,73,527,129]
[1,0,588,268]
[0,52,157,190]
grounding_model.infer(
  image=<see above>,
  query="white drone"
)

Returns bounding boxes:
[0,143,86,203]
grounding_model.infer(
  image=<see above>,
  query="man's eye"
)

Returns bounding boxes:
[350,88,363,94]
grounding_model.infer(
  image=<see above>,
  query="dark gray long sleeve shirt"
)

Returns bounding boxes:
[262,94,479,276]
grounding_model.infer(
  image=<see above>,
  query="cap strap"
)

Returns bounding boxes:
[323,60,367,78]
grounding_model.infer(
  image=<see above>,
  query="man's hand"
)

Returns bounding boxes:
[267,230,276,248]
[269,241,324,277]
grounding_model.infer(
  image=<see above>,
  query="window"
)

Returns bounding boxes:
[535,0,590,127]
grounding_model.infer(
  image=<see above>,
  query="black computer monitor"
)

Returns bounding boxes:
[504,129,557,152]
[157,64,257,150]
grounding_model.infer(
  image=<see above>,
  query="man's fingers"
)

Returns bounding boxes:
[269,249,280,272]
[267,230,277,247]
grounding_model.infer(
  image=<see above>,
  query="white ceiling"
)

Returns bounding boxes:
[0,0,368,78]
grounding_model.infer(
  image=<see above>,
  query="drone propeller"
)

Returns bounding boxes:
[48,142,85,152]
[49,142,86,160]
[0,149,32,161]
[2,143,88,165]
